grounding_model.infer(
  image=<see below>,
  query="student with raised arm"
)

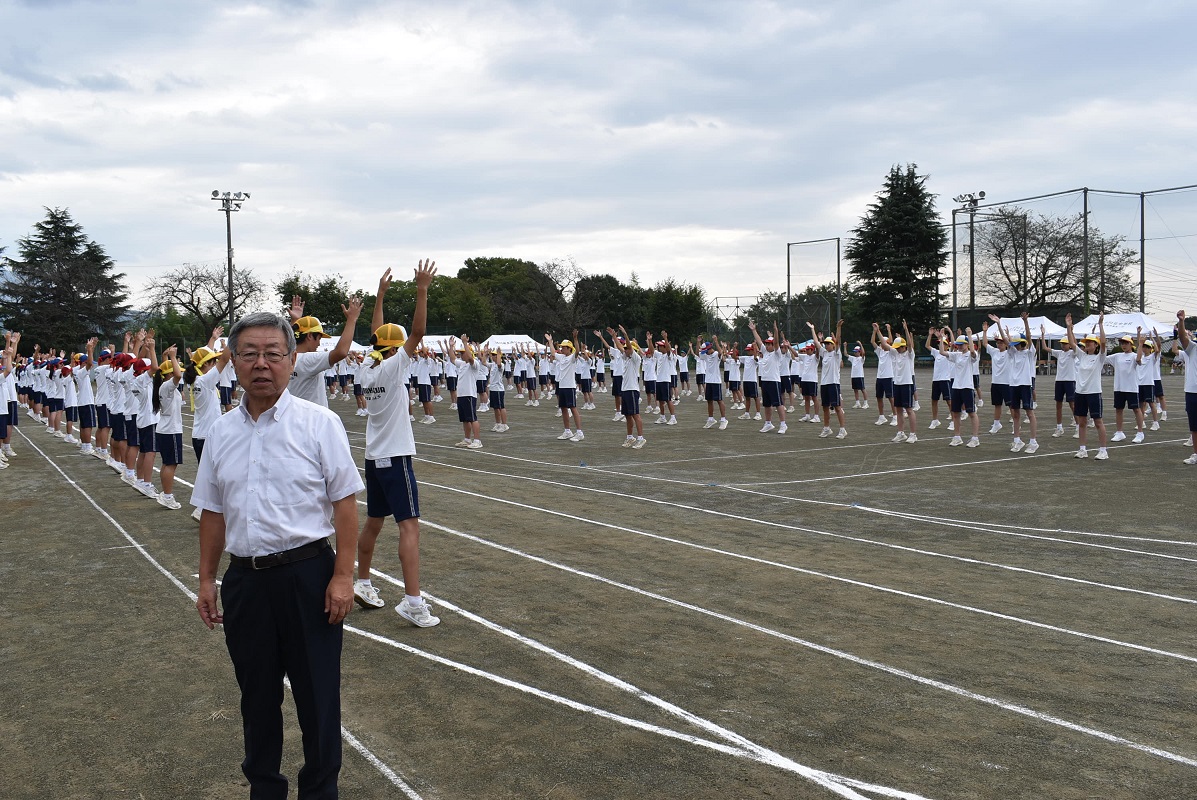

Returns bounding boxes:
[547,329,586,441]
[845,341,867,408]
[354,261,442,627]
[984,315,1012,434]
[877,320,918,442]
[943,327,981,447]
[1043,323,1078,438]
[286,293,363,409]
[447,335,484,448]
[1003,312,1040,453]
[925,327,952,430]
[749,320,788,433]
[1176,310,1197,464]
[694,334,728,429]
[1067,312,1109,460]
[813,319,847,439]
[1109,326,1147,444]
[870,323,896,425]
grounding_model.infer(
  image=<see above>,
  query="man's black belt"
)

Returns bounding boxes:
[229,538,331,570]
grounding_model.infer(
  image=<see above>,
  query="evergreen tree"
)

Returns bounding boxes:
[845,165,947,332]
[0,207,130,352]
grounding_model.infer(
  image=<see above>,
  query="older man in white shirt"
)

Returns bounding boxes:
[193,311,364,800]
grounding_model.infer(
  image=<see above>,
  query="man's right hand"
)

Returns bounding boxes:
[197,581,223,630]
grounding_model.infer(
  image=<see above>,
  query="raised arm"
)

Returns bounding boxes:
[325,296,363,367]
[403,259,437,357]
[372,269,392,334]
[1179,310,1191,350]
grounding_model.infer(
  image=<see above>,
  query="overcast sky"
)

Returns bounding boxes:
[2,0,1196,320]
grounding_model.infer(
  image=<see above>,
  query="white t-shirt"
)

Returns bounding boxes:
[1109,351,1139,393]
[818,346,842,385]
[1075,351,1108,396]
[930,349,952,382]
[1184,342,1197,393]
[1006,346,1036,387]
[891,349,915,385]
[848,354,865,378]
[1050,348,1078,382]
[157,379,184,435]
[191,366,223,441]
[949,350,976,389]
[553,353,581,390]
[874,347,894,380]
[738,355,758,382]
[290,351,332,407]
[1136,352,1156,387]
[986,344,1010,384]
[622,352,642,389]
[757,349,784,382]
[361,349,415,460]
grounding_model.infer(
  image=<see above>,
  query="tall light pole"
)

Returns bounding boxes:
[951,191,984,329]
[211,190,250,327]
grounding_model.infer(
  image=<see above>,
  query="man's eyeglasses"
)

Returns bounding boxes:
[234,351,289,364]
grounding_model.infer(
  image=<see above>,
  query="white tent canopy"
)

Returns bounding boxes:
[478,334,550,353]
[316,337,369,354]
[980,316,1068,341]
[1070,312,1177,339]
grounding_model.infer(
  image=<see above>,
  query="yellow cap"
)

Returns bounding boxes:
[373,323,407,348]
[192,347,219,368]
[294,316,331,338]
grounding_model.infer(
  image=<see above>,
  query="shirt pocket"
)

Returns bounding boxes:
[266,457,318,506]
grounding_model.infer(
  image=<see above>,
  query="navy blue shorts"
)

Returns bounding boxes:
[761,380,781,408]
[678,372,687,384]
[874,377,894,399]
[695,374,706,387]
[644,380,656,399]
[476,379,486,395]
[1053,381,1076,403]
[337,374,348,387]
[596,372,606,384]
[1138,384,1155,404]
[446,376,458,391]
[7,400,17,427]
[96,404,110,428]
[192,437,205,462]
[727,380,741,392]
[125,416,141,448]
[365,455,420,522]
[780,376,793,394]
[621,389,641,417]
[1075,392,1103,419]
[78,404,97,428]
[457,395,478,423]
[851,377,865,391]
[418,384,433,403]
[0,413,8,439]
[931,380,952,402]
[894,383,914,409]
[65,404,79,422]
[950,387,976,415]
[580,378,593,393]
[705,382,722,402]
[353,384,363,397]
[539,376,549,387]
[219,385,233,405]
[137,424,157,453]
[990,383,1010,407]
[656,382,671,403]
[1113,390,1140,410]
[157,431,184,466]
[800,380,818,399]
[48,398,65,413]
[556,387,577,409]
[1187,392,1197,433]
[1155,380,1165,398]
[612,376,624,394]
[1009,385,1034,411]
[820,383,841,409]
[743,381,758,399]
[110,413,127,442]
[488,390,505,410]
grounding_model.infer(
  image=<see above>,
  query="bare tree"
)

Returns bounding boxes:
[144,262,266,333]
[974,209,1138,312]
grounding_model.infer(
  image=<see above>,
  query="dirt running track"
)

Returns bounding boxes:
[2,375,1195,799]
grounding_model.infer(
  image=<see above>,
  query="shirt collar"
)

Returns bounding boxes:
[237,387,294,423]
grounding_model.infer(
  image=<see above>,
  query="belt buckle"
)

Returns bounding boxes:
[251,554,265,570]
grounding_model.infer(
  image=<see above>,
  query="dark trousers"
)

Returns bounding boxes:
[221,548,342,799]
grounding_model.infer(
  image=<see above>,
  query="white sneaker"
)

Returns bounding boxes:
[819,427,832,438]
[557,430,574,440]
[947,421,956,431]
[737,412,750,420]
[852,400,861,409]
[1075,448,1088,459]
[654,416,667,425]
[1150,421,1160,431]
[491,423,501,432]
[1025,441,1039,454]
[396,598,440,627]
[1052,425,1063,437]
[777,422,788,434]
[786,405,795,413]
[63,434,78,444]
[808,415,820,424]
[703,419,717,429]
[760,421,775,433]
[455,439,471,447]
[1160,411,1167,421]
[156,493,182,510]
[1072,429,1080,439]
[892,431,907,442]
[989,421,1002,434]
[966,437,980,448]
[753,412,762,421]
[612,413,624,421]
[632,437,646,449]
[667,417,677,425]
[799,413,810,422]
[950,436,963,446]
[835,428,847,439]
[912,401,921,411]
[622,437,634,448]
[906,433,918,443]
[928,419,941,430]
[889,417,898,426]
[875,415,887,426]
[421,415,436,424]
[449,403,458,410]
[1095,448,1109,460]
[121,471,136,485]
[467,440,483,449]
[861,401,869,409]
[1183,453,1197,465]
[137,481,158,499]
[1188,436,1194,447]
[570,430,585,442]
[1110,431,1126,442]
[1010,440,1025,453]
[1132,431,1144,444]
[191,506,202,521]
[976,398,984,408]
[718,419,728,430]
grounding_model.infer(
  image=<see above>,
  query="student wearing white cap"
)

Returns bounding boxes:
[1002,313,1039,453]
[941,327,981,447]
[354,262,441,626]
[1109,328,1146,444]
[983,317,1012,434]
[749,320,789,433]
[845,341,867,408]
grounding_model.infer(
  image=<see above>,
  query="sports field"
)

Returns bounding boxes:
[3,374,1195,799]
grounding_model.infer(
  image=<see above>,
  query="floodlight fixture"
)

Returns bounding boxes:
[211,190,219,198]
[210,189,251,327]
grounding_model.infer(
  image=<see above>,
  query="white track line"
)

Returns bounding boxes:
[415,517,1197,770]
[418,481,1197,663]
[17,428,426,800]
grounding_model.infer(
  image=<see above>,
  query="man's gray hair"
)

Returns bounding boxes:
[228,312,297,355]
